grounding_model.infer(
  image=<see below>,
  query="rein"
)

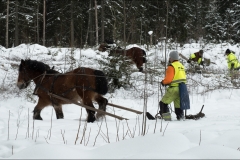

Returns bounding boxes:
[33,71,46,95]
[22,67,47,86]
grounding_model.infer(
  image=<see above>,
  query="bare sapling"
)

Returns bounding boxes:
[25,108,30,138]
[93,120,103,147]
[123,130,129,139]
[115,120,120,142]
[113,107,120,142]
[8,110,10,140]
[96,122,108,143]
[61,129,66,144]
[15,107,23,140]
[32,119,35,140]
[125,120,133,138]
[35,129,39,142]
[45,129,50,140]
[132,117,138,138]
[137,115,140,136]
[162,122,169,136]
[49,108,53,140]
[80,120,88,144]
[99,132,108,143]
[154,117,158,134]
[85,128,91,146]
[199,130,201,146]
[122,123,125,140]
[160,117,163,132]
[44,136,49,144]
[146,124,150,135]
[104,116,110,143]
[75,108,83,145]
[141,84,147,136]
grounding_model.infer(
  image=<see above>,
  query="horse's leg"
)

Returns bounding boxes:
[136,61,143,72]
[82,97,96,123]
[53,104,64,119]
[138,66,143,72]
[33,98,48,120]
[95,95,108,119]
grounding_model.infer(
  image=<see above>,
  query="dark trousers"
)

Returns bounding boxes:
[159,101,169,115]
[175,108,184,120]
[159,101,184,120]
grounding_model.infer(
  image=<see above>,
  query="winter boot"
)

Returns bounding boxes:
[162,112,171,121]
[175,108,184,120]
[159,101,171,121]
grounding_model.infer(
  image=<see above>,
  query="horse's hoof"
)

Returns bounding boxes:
[87,115,96,123]
[57,114,64,119]
[33,117,43,120]
[57,117,64,119]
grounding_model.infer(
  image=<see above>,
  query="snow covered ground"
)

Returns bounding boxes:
[0,43,240,159]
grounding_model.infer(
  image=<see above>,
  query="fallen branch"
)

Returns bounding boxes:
[185,105,205,120]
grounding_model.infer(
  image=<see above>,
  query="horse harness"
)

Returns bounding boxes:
[33,71,46,95]
[32,67,96,105]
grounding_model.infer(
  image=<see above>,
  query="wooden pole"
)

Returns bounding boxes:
[48,93,128,120]
[107,103,143,114]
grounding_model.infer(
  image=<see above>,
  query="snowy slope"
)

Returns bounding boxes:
[0,43,240,159]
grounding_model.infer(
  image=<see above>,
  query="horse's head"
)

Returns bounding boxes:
[17,59,51,89]
[17,59,31,89]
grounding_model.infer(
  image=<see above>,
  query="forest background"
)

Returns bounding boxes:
[1,0,239,48]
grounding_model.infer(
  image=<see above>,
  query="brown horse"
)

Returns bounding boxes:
[98,43,146,72]
[16,59,108,123]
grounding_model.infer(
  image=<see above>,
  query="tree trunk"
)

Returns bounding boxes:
[6,0,9,48]
[14,0,19,47]
[89,0,94,46]
[71,0,74,47]
[95,0,98,46]
[101,0,105,43]
[36,1,39,44]
[43,0,46,46]
[84,1,92,47]
[123,0,126,54]
[165,0,169,74]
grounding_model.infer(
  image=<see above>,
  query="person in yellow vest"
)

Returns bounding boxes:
[160,51,187,121]
[187,50,204,65]
[225,49,240,71]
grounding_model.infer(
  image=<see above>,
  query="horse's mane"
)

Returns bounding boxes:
[20,59,60,74]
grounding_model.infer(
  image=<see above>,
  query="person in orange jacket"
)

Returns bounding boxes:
[160,51,187,121]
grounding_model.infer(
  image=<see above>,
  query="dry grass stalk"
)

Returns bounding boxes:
[162,122,169,136]
[75,108,83,145]
[93,120,103,147]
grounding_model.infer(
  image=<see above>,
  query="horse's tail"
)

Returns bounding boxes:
[94,70,108,95]
[142,49,147,63]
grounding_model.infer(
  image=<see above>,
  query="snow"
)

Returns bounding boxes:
[0,43,240,159]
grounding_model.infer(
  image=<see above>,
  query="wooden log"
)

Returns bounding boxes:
[48,92,128,120]
[107,102,143,114]
[179,53,189,61]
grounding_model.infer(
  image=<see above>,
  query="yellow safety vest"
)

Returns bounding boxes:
[190,53,202,64]
[170,61,187,86]
[227,53,240,69]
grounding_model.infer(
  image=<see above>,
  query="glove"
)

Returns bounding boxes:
[161,81,166,86]
[187,60,191,63]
